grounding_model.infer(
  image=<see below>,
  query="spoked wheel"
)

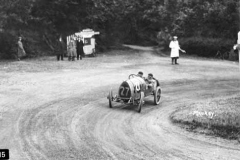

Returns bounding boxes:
[137,92,144,113]
[108,90,113,108]
[154,86,161,105]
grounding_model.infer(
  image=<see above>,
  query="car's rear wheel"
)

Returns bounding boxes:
[108,90,113,108]
[154,86,161,105]
[137,92,144,113]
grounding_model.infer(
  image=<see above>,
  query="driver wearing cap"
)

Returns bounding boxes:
[146,73,155,89]
[137,71,143,78]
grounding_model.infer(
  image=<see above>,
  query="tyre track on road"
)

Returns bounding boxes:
[4,47,240,159]
[15,78,240,160]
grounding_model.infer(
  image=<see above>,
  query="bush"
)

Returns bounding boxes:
[0,29,54,60]
[180,37,235,58]
[0,32,17,59]
[229,49,239,61]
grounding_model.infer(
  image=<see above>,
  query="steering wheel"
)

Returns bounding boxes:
[128,74,138,79]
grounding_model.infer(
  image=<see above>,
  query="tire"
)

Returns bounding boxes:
[108,90,113,108]
[154,87,161,105]
[137,92,144,113]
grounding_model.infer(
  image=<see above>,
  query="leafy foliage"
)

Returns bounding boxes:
[180,37,234,57]
[0,0,239,59]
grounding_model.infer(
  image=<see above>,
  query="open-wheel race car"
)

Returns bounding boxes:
[107,74,162,113]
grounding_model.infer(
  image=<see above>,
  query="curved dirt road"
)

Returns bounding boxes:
[0,46,240,160]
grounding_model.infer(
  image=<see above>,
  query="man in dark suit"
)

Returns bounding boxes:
[76,36,84,60]
[55,35,65,61]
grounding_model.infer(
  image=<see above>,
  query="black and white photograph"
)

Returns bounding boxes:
[0,0,240,159]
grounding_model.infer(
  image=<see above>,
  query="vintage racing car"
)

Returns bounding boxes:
[107,74,161,113]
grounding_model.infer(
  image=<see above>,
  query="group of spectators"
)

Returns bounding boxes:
[55,35,85,61]
[16,35,85,61]
[66,36,85,61]
[16,33,186,65]
[16,31,185,64]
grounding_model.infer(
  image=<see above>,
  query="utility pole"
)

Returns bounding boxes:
[238,0,240,70]
[238,32,240,70]
[232,1,240,70]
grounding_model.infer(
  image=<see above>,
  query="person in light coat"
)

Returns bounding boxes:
[68,36,77,61]
[17,36,26,61]
[169,36,185,65]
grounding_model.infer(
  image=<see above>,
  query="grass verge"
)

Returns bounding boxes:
[170,95,240,141]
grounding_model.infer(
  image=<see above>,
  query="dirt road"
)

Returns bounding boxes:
[0,46,240,160]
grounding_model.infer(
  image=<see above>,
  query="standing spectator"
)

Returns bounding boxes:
[55,35,65,61]
[17,36,26,61]
[169,36,185,65]
[68,36,77,61]
[67,36,71,61]
[76,36,84,60]
[72,36,77,61]
[67,37,71,61]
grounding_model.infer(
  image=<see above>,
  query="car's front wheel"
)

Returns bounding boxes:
[154,86,161,105]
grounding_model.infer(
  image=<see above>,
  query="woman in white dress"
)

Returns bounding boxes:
[169,36,185,65]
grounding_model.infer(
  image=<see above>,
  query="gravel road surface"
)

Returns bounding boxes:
[0,46,240,160]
